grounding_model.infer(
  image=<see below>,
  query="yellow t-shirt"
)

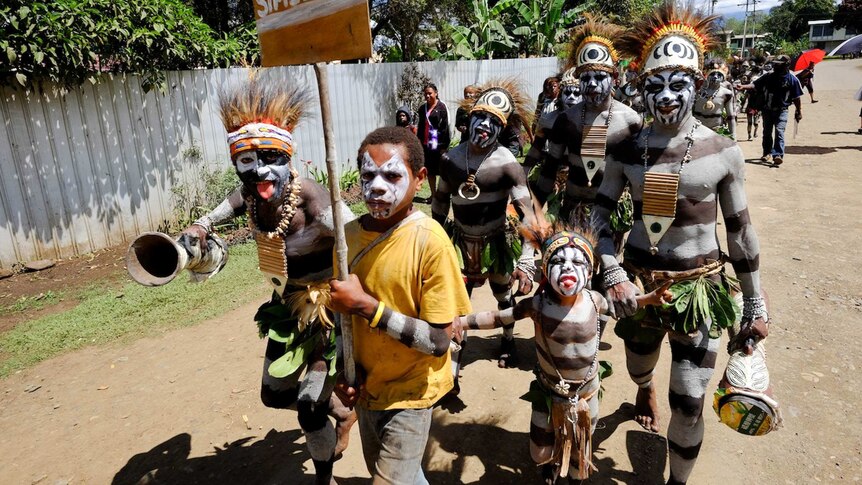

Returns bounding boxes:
[339,213,472,410]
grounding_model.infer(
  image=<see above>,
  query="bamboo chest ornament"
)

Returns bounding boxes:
[640,120,700,254]
[247,169,302,278]
[580,124,607,186]
[579,101,614,186]
[641,172,679,254]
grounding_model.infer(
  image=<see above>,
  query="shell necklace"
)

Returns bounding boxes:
[246,167,302,277]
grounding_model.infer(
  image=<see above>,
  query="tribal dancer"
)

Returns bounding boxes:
[179,75,356,485]
[533,15,642,226]
[593,4,769,484]
[693,58,736,139]
[455,222,671,483]
[523,68,581,179]
[432,79,539,374]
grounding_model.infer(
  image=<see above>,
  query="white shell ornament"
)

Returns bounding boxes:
[457,174,481,200]
[577,41,614,68]
[644,34,700,74]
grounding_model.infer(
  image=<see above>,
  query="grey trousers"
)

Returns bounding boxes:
[356,405,433,485]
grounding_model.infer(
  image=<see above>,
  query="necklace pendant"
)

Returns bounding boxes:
[649,246,659,255]
[554,380,570,395]
[457,182,481,201]
[705,100,715,111]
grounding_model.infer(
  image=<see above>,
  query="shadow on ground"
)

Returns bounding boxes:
[112,429,316,485]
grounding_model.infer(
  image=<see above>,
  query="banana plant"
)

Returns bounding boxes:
[443,0,519,60]
[510,0,587,57]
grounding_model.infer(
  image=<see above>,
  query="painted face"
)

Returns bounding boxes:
[360,149,412,219]
[469,112,503,149]
[546,246,591,297]
[643,70,696,126]
[707,71,725,87]
[560,85,581,108]
[232,150,292,203]
[579,70,613,107]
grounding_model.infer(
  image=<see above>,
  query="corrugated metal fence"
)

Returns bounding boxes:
[0,57,560,268]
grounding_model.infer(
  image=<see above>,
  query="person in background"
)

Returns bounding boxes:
[456,85,480,144]
[532,76,560,134]
[795,62,818,104]
[416,83,451,201]
[736,54,803,167]
[395,105,417,135]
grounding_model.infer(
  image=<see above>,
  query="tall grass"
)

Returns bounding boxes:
[0,243,266,378]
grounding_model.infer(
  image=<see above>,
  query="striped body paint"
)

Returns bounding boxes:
[197,177,357,480]
[534,100,642,214]
[461,289,610,471]
[594,92,763,484]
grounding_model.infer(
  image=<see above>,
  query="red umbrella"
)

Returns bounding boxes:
[792,49,826,71]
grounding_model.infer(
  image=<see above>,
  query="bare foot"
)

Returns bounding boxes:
[333,408,357,457]
[634,383,660,432]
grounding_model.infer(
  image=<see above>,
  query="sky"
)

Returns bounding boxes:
[709,0,783,18]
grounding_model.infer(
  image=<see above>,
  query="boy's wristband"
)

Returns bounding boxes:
[369,301,385,328]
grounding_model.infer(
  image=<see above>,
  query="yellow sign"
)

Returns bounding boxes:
[255,0,372,66]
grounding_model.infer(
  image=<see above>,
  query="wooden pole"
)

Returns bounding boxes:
[313,62,355,386]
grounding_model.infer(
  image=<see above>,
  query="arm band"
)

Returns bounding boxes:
[369,301,385,328]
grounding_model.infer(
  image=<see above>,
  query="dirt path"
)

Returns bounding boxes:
[2,60,861,485]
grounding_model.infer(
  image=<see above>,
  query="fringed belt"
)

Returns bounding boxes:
[536,372,599,480]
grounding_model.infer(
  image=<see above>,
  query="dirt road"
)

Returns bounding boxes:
[2,59,861,484]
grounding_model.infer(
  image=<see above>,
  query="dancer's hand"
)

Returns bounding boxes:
[178,225,208,253]
[636,280,674,307]
[329,274,377,318]
[736,316,769,355]
[334,372,364,408]
[606,280,641,318]
[452,316,465,344]
[794,109,802,122]
[512,268,534,296]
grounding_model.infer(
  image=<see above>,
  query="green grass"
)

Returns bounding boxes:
[2,291,62,314]
[0,242,266,378]
[348,183,433,217]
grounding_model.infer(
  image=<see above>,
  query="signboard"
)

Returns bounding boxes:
[255,0,373,66]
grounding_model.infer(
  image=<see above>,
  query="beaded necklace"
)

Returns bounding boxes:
[246,167,302,277]
[640,119,700,255]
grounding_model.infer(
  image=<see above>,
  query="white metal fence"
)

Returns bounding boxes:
[0,57,561,268]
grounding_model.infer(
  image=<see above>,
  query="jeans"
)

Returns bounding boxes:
[357,406,433,485]
[761,109,788,158]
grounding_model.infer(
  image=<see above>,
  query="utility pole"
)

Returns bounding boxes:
[739,0,750,57]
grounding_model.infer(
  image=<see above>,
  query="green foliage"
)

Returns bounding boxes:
[833,0,862,32]
[307,166,361,192]
[396,62,431,112]
[0,242,264,377]
[591,0,663,26]
[168,157,244,233]
[438,0,519,60]
[761,0,837,44]
[2,291,60,314]
[510,0,586,57]
[0,0,256,91]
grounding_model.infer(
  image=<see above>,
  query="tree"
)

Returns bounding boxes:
[369,0,472,61]
[510,0,587,57]
[0,0,252,91]
[591,0,663,26]
[833,0,862,32]
[762,0,836,42]
[439,0,518,60]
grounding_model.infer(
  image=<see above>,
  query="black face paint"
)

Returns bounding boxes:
[469,112,503,148]
[579,70,613,107]
[233,150,293,202]
[644,70,696,126]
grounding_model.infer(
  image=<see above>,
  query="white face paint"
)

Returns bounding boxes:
[579,70,613,107]
[560,85,582,108]
[469,112,503,149]
[707,71,725,87]
[232,150,293,202]
[547,246,590,297]
[643,70,696,126]
[360,151,412,219]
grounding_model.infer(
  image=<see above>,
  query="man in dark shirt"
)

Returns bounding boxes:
[737,55,803,167]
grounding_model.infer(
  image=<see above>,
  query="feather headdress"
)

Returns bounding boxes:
[520,213,599,275]
[617,1,718,80]
[219,71,312,158]
[459,77,534,128]
[566,14,624,76]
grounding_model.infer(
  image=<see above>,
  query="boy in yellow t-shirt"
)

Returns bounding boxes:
[329,127,472,484]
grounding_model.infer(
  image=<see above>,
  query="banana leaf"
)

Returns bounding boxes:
[268,333,317,378]
[454,243,464,270]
